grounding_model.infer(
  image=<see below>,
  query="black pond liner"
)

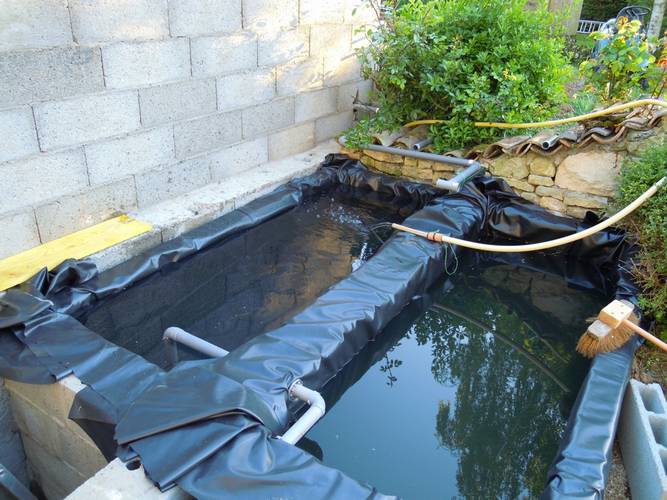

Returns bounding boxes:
[0,155,643,499]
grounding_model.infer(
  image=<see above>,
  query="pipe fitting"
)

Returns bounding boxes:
[280,380,326,445]
[163,327,229,359]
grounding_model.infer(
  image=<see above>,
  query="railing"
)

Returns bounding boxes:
[577,19,604,34]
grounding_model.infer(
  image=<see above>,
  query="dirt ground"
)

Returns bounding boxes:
[605,443,631,499]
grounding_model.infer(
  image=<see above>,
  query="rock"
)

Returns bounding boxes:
[566,206,590,219]
[529,156,556,176]
[425,159,456,172]
[554,150,619,197]
[535,185,564,200]
[403,157,418,167]
[506,178,534,192]
[520,192,540,204]
[339,146,361,159]
[528,174,554,187]
[563,190,608,209]
[539,196,566,214]
[489,156,529,179]
[362,156,402,176]
[402,165,433,180]
[363,148,404,164]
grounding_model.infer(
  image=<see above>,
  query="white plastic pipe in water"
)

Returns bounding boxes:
[280,380,326,445]
[163,327,229,358]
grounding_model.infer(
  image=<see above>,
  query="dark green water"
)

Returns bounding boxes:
[305,264,608,499]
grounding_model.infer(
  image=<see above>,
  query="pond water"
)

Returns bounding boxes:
[76,187,415,369]
[305,263,608,499]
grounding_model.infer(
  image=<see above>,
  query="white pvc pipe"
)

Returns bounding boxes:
[162,327,229,358]
[280,381,326,445]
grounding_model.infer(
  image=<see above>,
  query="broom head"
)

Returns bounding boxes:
[576,300,638,358]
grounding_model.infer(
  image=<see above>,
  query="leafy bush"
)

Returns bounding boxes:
[347,0,571,151]
[616,141,667,338]
[580,18,662,102]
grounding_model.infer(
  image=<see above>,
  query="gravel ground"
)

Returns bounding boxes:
[605,443,630,499]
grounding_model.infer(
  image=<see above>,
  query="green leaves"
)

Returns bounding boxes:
[346,0,570,150]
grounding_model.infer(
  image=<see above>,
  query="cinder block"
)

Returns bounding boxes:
[0,47,104,108]
[69,0,169,44]
[8,392,60,454]
[35,178,138,242]
[295,87,337,122]
[56,425,108,479]
[0,107,39,163]
[135,158,212,207]
[169,0,241,36]
[139,78,216,127]
[209,137,268,179]
[242,97,294,138]
[242,0,298,32]
[34,92,141,151]
[324,52,362,86]
[310,24,352,57]
[217,68,275,111]
[258,29,309,67]
[268,122,315,160]
[345,0,378,23]
[102,39,190,89]
[89,229,163,272]
[276,58,324,96]
[0,0,72,51]
[337,79,372,111]
[0,149,88,213]
[300,0,346,24]
[315,111,353,141]
[4,377,81,427]
[173,111,242,159]
[191,33,257,77]
[85,127,175,184]
[619,379,667,500]
[0,210,40,259]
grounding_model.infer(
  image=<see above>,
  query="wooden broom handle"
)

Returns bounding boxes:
[623,319,667,353]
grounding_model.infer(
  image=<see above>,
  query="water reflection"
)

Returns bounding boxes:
[306,265,606,499]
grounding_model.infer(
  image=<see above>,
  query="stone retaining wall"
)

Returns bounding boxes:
[341,124,666,218]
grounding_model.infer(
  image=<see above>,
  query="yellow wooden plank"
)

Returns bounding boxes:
[0,215,152,291]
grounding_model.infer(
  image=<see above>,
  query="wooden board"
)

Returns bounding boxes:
[0,215,152,291]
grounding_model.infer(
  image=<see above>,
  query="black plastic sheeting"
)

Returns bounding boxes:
[0,155,642,499]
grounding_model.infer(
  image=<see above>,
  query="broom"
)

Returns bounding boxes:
[576,299,667,358]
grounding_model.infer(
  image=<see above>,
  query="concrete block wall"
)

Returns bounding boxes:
[0,0,375,259]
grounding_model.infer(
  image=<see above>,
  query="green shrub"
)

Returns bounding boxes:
[616,141,667,338]
[347,0,571,151]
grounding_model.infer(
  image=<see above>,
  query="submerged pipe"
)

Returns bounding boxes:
[281,380,326,445]
[163,327,229,358]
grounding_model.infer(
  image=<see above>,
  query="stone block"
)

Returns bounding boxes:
[402,165,433,181]
[69,0,168,44]
[85,127,175,184]
[258,29,309,67]
[362,156,401,176]
[529,155,557,176]
[4,377,81,426]
[102,39,190,89]
[0,210,40,259]
[554,151,619,197]
[310,24,352,57]
[0,47,104,108]
[169,0,241,36]
[539,196,566,214]
[506,178,534,192]
[364,149,403,164]
[315,111,353,142]
[268,122,315,160]
[520,192,540,204]
[563,191,608,209]
[242,0,298,32]
[242,98,295,138]
[0,149,88,213]
[528,174,554,187]
[300,0,346,24]
[337,80,372,112]
[89,229,163,272]
[34,92,140,151]
[135,158,212,207]
[173,112,242,159]
[35,178,138,241]
[535,185,564,200]
[217,68,275,111]
[566,206,589,219]
[295,88,337,123]
[139,78,217,126]
[191,33,257,77]
[0,0,72,50]
[489,156,529,179]
[0,107,39,162]
[209,137,268,180]
[324,53,362,86]
[277,58,324,96]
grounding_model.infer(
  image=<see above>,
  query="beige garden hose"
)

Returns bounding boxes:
[392,176,666,253]
[403,98,667,130]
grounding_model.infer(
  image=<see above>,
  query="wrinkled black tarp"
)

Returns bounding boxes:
[0,155,641,499]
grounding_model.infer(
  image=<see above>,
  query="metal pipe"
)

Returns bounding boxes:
[435,162,486,192]
[162,327,229,358]
[280,380,326,445]
[412,138,433,151]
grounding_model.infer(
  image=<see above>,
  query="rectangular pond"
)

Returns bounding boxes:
[304,262,608,499]
[75,186,417,368]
